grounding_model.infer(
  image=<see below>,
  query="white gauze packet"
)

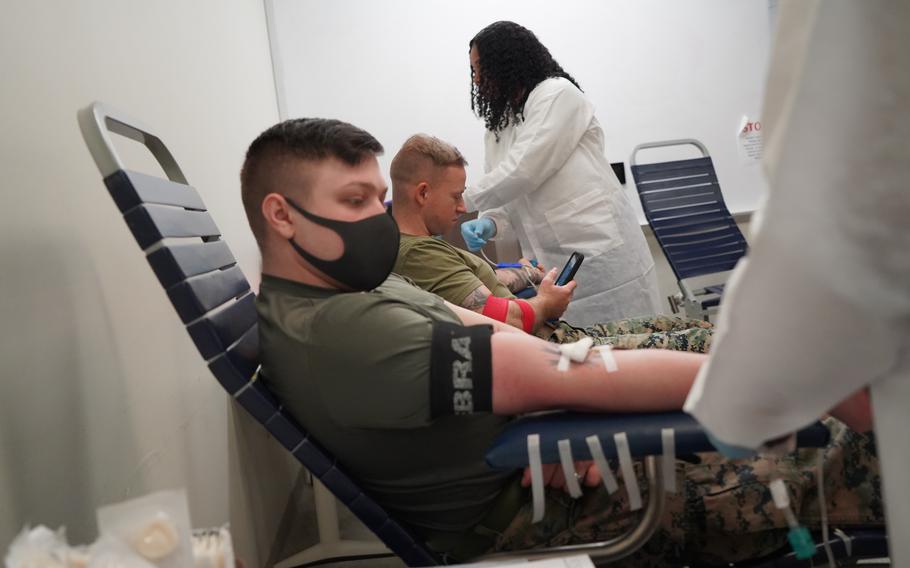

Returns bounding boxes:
[86,535,157,568]
[95,489,194,568]
[4,525,70,568]
[191,526,235,568]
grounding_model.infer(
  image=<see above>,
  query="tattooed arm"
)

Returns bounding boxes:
[493,267,539,293]
[494,258,544,293]
[457,283,532,331]
[460,284,494,311]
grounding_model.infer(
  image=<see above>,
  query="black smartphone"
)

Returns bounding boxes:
[556,252,584,286]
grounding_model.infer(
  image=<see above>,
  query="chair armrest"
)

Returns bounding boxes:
[704,284,726,295]
[485,411,830,470]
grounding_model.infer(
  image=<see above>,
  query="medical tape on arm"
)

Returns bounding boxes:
[557,337,595,372]
[614,432,642,510]
[595,345,618,373]
[833,528,852,557]
[661,428,677,493]
[585,435,619,494]
[527,434,546,523]
[521,266,539,291]
[557,440,583,498]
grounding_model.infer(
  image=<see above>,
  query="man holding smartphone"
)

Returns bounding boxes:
[390,134,713,352]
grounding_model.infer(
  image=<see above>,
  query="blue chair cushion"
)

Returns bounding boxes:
[485,411,831,470]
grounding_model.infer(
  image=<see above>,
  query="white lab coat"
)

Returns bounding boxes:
[684,0,910,448]
[464,77,661,326]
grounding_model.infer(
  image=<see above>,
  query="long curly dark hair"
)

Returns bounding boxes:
[470,21,582,136]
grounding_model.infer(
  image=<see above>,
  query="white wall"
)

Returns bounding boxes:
[268,0,772,217]
[0,0,278,553]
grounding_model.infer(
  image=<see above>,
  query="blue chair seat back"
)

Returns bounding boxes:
[631,142,748,282]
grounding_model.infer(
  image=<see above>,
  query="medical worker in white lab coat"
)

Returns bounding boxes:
[460,21,661,327]
[684,0,910,561]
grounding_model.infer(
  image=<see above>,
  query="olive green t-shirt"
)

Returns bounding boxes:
[395,234,513,306]
[256,273,512,539]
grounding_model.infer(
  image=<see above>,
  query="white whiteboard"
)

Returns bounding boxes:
[266,0,773,220]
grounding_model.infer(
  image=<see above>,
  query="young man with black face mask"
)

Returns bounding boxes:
[240,119,881,566]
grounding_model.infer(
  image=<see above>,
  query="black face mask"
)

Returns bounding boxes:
[284,197,400,291]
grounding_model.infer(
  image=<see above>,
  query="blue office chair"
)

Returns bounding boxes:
[630,139,748,321]
[79,103,884,566]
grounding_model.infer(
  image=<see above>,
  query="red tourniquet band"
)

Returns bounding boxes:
[514,299,535,333]
[481,295,510,322]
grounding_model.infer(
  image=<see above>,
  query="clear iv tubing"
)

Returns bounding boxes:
[817,449,836,567]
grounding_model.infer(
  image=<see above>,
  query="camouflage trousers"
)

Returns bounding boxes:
[490,419,883,566]
[541,315,714,353]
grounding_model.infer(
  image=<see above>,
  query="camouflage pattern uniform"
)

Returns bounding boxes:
[490,419,882,566]
[541,315,714,353]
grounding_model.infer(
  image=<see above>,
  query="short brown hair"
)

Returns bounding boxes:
[240,118,383,246]
[390,134,467,196]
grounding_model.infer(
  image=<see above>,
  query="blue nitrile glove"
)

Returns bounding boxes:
[461,218,497,251]
[706,432,757,459]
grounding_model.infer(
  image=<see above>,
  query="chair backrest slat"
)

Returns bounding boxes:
[106,169,206,212]
[650,210,731,232]
[207,325,259,392]
[673,258,741,279]
[167,264,250,323]
[124,204,220,249]
[659,228,739,248]
[666,240,746,262]
[654,220,732,239]
[649,202,726,222]
[148,240,237,288]
[637,174,716,192]
[675,250,744,269]
[187,292,258,360]
[236,380,280,424]
[633,159,716,183]
[640,191,720,212]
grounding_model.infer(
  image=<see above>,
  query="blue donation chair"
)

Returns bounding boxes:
[630,139,748,321]
[79,103,884,567]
